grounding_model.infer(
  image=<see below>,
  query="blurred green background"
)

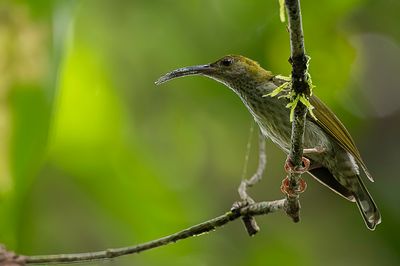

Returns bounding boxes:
[1,0,399,265]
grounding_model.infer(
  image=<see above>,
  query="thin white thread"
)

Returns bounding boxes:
[241,121,255,180]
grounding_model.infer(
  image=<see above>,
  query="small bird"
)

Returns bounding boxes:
[156,55,381,230]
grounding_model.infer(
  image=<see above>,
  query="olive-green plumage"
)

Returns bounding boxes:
[156,55,381,230]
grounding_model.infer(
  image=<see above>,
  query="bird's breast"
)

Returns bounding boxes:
[242,90,293,152]
[241,89,331,155]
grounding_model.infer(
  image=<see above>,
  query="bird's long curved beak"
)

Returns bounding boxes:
[155,64,213,85]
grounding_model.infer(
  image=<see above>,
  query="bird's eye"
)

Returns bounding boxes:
[221,58,233,67]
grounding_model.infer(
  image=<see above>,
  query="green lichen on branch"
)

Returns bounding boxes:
[263,72,316,122]
[278,0,286,22]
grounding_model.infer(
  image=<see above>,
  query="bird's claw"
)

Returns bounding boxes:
[284,156,310,174]
[283,156,309,196]
[280,176,307,197]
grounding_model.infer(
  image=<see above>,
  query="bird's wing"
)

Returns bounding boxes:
[307,166,354,201]
[309,96,374,182]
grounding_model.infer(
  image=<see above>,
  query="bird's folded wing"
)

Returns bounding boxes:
[310,96,374,182]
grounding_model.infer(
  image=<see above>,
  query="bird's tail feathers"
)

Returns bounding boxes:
[354,176,381,230]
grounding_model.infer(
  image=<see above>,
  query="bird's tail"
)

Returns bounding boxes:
[354,176,381,230]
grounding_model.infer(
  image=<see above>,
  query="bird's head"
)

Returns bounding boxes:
[155,55,273,91]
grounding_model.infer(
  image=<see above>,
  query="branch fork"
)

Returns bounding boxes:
[236,131,266,236]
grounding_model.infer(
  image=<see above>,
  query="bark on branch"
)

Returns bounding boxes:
[13,200,285,265]
[283,0,311,222]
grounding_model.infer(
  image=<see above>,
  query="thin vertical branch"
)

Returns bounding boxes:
[237,130,267,235]
[284,0,311,221]
[238,131,267,201]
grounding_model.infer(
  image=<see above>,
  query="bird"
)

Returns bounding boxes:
[155,55,381,230]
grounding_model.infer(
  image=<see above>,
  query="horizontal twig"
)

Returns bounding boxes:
[12,199,286,265]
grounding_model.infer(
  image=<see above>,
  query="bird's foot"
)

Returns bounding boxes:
[282,156,309,197]
[280,176,307,196]
[284,156,310,174]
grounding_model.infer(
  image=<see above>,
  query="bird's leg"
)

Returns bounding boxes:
[232,130,266,236]
[284,145,324,173]
[303,146,325,154]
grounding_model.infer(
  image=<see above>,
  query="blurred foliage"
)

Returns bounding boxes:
[1,0,399,265]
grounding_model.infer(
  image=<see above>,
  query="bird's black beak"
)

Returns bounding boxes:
[155,64,214,85]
